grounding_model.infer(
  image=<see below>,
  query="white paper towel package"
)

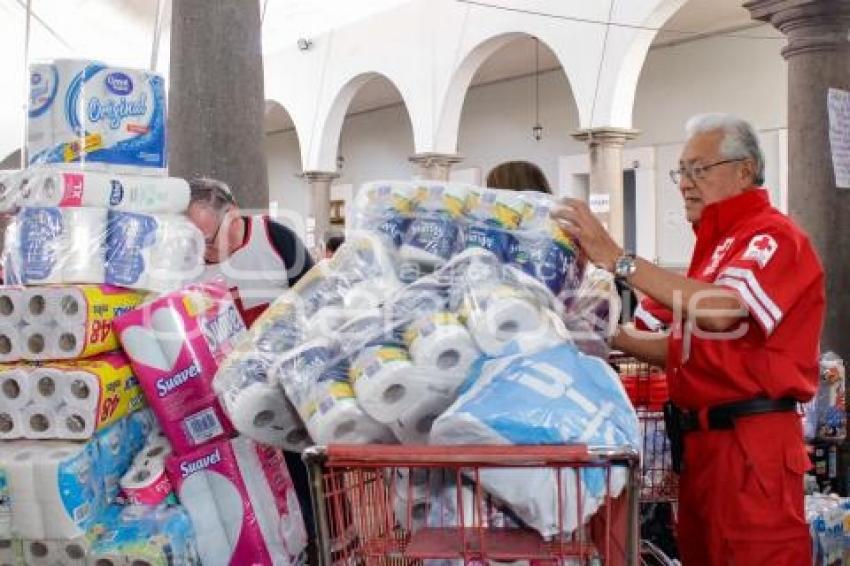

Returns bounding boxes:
[27,60,166,173]
[430,343,640,537]
[166,436,307,566]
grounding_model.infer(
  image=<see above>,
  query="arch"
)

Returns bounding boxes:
[596,0,688,127]
[264,100,303,151]
[434,32,583,154]
[311,71,416,172]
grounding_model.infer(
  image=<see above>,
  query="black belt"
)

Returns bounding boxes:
[676,397,798,432]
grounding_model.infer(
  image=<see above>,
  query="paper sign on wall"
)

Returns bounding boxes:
[589,193,610,214]
[828,88,850,189]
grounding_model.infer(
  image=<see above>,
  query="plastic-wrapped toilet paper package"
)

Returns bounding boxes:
[87,504,200,566]
[463,187,526,262]
[0,354,145,440]
[166,436,307,565]
[105,211,205,292]
[115,281,245,454]
[461,283,568,358]
[351,181,416,248]
[19,169,190,212]
[273,343,393,445]
[27,60,166,173]
[2,206,108,285]
[214,342,311,451]
[561,268,620,358]
[0,285,146,361]
[0,170,23,213]
[400,183,468,266]
[430,343,639,537]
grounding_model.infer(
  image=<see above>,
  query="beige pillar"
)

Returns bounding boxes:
[303,170,339,254]
[571,128,639,247]
[408,153,463,181]
[746,0,850,360]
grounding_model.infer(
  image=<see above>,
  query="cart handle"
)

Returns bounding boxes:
[305,444,638,467]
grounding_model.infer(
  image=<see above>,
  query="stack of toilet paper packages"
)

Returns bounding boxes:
[84,503,200,566]
[0,285,146,362]
[215,241,574,449]
[167,435,307,566]
[429,342,640,538]
[27,59,166,173]
[0,411,153,548]
[114,280,246,455]
[0,352,146,440]
[352,180,584,298]
[1,205,204,292]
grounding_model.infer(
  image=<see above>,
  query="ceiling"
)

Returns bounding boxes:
[265,0,760,133]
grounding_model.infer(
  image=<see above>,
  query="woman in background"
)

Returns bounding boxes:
[486,160,552,193]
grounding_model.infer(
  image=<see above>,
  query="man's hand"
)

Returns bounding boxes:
[550,198,623,272]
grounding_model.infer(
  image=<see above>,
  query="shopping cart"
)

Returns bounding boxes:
[304,444,640,565]
[609,355,679,565]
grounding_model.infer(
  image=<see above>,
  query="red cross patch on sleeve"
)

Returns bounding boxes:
[741,234,778,268]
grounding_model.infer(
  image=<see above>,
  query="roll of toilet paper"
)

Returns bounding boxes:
[6,447,46,538]
[391,389,455,444]
[306,378,394,445]
[465,293,545,357]
[20,324,58,360]
[0,326,21,363]
[57,537,90,566]
[0,170,23,213]
[30,368,62,404]
[57,404,96,440]
[61,370,98,408]
[342,281,385,311]
[22,404,57,439]
[350,344,424,424]
[22,288,52,325]
[222,381,311,451]
[404,312,480,379]
[0,538,17,564]
[22,540,57,566]
[105,212,204,292]
[0,288,23,326]
[0,410,23,440]
[61,207,108,283]
[120,457,174,505]
[89,552,128,566]
[0,368,30,409]
[23,170,191,212]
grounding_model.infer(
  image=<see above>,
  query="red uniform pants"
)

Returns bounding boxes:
[677,412,812,565]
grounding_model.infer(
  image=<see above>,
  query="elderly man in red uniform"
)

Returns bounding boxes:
[552,113,824,565]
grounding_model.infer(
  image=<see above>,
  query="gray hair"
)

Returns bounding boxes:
[685,113,765,185]
[188,177,236,213]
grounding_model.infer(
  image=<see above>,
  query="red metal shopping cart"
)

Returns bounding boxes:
[304,444,640,565]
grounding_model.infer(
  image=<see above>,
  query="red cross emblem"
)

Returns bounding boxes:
[742,234,778,268]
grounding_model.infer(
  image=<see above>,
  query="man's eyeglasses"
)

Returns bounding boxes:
[669,158,746,184]
[205,209,230,249]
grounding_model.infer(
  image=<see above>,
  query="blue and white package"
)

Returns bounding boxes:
[105,211,204,292]
[400,183,467,266]
[89,504,200,565]
[27,60,167,173]
[431,343,639,537]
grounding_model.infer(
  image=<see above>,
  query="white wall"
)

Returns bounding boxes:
[265,27,789,263]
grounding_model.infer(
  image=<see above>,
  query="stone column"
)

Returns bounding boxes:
[571,128,639,247]
[169,0,269,210]
[746,0,850,360]
[408,153,463,181]
[303,171,339,254]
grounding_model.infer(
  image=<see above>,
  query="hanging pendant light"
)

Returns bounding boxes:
[532,37,543,141]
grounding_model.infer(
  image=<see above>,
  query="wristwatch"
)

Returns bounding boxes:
[613,253,638,280]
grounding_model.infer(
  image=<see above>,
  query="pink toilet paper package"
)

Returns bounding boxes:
[114,281,247,454]
[166,436,307,565]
